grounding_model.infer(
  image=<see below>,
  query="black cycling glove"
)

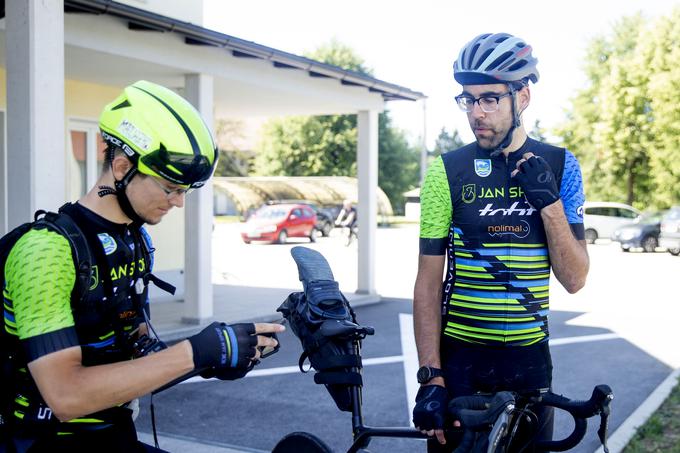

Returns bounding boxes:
[413,385,448,431]
[188,322,258,373]
[513,155,560,210]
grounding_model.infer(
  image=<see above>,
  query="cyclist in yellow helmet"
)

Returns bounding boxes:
[2,81,283,452]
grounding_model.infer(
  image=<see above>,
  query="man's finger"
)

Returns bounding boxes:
[435,429,446,445]
[522,152,535,160]
[511,169,519,178]
[253,322,286,334]
[255,335,279,348]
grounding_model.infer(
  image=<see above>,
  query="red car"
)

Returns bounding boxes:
[241,203,318,244]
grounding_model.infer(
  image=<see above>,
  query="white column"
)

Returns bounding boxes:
[357,110,379,295]
[182,74,214,324]
[6,0,65,230]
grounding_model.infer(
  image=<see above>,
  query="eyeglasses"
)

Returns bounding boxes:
[455,92,513,113]
[148,175,192,198]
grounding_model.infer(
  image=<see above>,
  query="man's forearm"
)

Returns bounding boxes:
[30,340,195,421]
[414,290,442,368]
[541,200,589,293]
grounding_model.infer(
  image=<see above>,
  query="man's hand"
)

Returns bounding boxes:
[188,322,284,380]
[511,152,560,210]
[413,385,448,445]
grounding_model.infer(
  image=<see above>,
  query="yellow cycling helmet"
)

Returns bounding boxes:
[99,80,218,188]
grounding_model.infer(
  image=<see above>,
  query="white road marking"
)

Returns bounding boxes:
[550,333,620,346]
[177,327,620,393]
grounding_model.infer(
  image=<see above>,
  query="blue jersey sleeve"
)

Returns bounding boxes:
[560,150,586,239]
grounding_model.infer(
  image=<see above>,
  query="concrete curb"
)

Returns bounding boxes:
[593,367,680,453]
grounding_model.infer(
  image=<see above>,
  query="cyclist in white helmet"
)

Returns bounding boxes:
[412,33,589,452]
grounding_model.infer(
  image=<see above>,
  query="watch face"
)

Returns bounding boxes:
[417,367,430,384]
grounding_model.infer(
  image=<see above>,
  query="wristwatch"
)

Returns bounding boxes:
[417,366,443,384]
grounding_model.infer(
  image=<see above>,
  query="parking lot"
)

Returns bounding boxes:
[136,223,679,452]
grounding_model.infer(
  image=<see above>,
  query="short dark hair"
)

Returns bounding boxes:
[101,146,132,174]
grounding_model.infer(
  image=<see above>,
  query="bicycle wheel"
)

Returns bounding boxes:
[272,432,334,453]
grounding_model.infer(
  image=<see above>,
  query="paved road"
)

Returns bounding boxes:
[135,224,679,452]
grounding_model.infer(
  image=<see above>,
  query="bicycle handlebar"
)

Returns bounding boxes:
[534,385,613,452]
[448,385,613,453]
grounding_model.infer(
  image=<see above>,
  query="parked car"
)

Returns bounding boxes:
[583,202,640,244]
[611,212,663,252]
[659,206,680,256]
[241,203,317,244]
[266,200,335,236]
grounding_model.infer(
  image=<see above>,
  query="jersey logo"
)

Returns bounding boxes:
[474,159,492,177]
[462,184,476,203]
[89,265,99,290]
[488,220,531,238]
[576,205,584,218]
[478,201,537,217]
[97,233,118,255]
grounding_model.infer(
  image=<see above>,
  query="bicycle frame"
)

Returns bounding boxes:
[346,340,428,453]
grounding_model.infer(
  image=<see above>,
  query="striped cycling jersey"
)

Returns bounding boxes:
[420,138,585,346]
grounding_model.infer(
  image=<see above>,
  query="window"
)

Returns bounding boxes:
[68,121,107,198]
[617,208,638,219]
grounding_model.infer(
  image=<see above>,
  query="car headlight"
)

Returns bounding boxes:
[619,230,637,241]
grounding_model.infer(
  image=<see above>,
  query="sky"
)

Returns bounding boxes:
[203,0,678,149]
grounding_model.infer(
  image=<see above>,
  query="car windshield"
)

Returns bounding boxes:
[253,206,289,219]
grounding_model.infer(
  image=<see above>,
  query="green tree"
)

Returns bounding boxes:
[254,40,421,213]
[555,13,656,208]
[214,119,251,176]
[377,113,420,214]
[431,127,464,157]
[643,8,680,207]
[528,119,548,143]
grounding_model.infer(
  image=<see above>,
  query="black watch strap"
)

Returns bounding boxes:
[417,366,444,384]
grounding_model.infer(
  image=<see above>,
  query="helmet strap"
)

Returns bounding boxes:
[490,84,521,158]
[114,167,145,226]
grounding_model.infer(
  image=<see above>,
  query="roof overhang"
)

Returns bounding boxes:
[1,0,425,118]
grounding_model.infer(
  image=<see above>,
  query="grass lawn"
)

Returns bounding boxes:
[624,378,680,452]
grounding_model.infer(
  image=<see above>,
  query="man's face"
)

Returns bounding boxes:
[460,83,517,150]
[127,174,186,225]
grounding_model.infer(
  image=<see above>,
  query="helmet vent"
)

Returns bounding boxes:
[485,51,514,71]
[508,60,528,72]
[475,49,494,69]
[111,100,131,111]
[467,43,481,68]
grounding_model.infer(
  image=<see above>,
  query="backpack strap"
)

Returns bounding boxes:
[36,205,93,305]
[136,228,176,296]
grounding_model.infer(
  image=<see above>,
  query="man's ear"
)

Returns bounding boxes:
[518,86,531,114]
[111,154,134,181]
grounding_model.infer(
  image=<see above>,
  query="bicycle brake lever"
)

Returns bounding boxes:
[598,412,610,453]
[595,385,613,453]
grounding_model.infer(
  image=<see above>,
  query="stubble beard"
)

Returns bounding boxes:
[473,122,511,151]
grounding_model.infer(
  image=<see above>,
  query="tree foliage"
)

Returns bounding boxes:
[254,40,421,213]
[431,127,464,157]
[214,119,251,176]
[555,9,680,209]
